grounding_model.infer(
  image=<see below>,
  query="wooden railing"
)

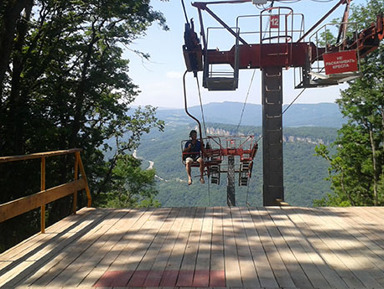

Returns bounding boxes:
[0,149,92,233]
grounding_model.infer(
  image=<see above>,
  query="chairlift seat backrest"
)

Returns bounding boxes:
[204,77,239,91]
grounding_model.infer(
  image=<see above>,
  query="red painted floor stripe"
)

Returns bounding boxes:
[94,270,125,287]
[110,270,134,287]
[210,270,226,287]
[159,269,179,287]
[94,270,135,287]
[143,269,163,287]
[93,269,225,287]
[127,270,150,287]
[176,270,194,287]
[193,270,210,287]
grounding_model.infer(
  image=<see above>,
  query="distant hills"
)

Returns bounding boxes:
[156,102,345,128]
[132,102,344,207]
[137,123,337,208]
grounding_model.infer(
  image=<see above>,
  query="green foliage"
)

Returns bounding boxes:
[314,0,384,207]
[96,155,160,208]
[0,0,167,195]
[318,28,337,47]
[351,0,384,30]
[0,0,167,252]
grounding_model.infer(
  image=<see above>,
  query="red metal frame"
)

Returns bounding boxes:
[183,0,384,74]
[205,42,319,69]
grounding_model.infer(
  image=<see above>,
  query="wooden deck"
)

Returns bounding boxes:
[1,206,384,289]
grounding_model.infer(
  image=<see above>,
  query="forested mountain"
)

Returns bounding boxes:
[155,102,346,128]
[135,103,340,207]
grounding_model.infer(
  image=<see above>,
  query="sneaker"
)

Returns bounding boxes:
[200,178,205,184]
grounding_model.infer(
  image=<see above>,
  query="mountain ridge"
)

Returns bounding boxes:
[155,102,345,128]
[137,123,337,207]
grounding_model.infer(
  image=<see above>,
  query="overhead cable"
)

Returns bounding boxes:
[181,0,189,24]
[282,88,306,114]
[236,69,257,133]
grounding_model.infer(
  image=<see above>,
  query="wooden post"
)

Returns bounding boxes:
[78,153,92,207]
[40,157,46,233]
[73,152,79,214]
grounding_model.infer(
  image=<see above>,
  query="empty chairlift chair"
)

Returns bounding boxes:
[203,27,240,91]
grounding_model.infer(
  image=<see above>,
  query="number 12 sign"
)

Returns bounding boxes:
[270,15,279,29]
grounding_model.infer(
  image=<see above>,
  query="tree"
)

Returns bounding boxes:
[315,0,384,206]
[0,0,167,252]
[97,155,160,208]
[0,0,33,94]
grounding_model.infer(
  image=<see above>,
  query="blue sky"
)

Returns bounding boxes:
[128,0,366,109]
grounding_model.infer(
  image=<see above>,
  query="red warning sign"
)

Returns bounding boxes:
[323,51,358,75]
[270,15,279,29]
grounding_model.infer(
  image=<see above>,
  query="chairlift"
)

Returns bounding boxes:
[181,135,258,186]
[180,0,383,206]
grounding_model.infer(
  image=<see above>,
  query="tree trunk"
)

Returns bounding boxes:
[0,0,33,97]
[369,127,378,205]
[5,3,33,155]
[69,22,99,149]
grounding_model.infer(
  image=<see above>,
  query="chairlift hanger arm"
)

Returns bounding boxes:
[183,70,203,142]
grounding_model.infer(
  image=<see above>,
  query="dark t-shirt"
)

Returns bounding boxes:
[184,140,202,161]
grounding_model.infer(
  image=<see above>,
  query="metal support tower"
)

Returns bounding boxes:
[227,155,236,206]
[262,67,284,206]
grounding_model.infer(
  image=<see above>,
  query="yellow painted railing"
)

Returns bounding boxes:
[0,149,92,233]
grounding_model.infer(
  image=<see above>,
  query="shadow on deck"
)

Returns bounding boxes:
[1,206,384,288]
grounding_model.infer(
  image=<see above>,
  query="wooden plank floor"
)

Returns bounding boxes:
[1,206,384,288]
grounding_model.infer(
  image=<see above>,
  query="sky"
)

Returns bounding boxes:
[128,0,367,109]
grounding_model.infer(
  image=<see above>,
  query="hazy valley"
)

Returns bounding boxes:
[132,102,342,207]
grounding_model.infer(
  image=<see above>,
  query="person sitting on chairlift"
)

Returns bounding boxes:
[183,130,205,185]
